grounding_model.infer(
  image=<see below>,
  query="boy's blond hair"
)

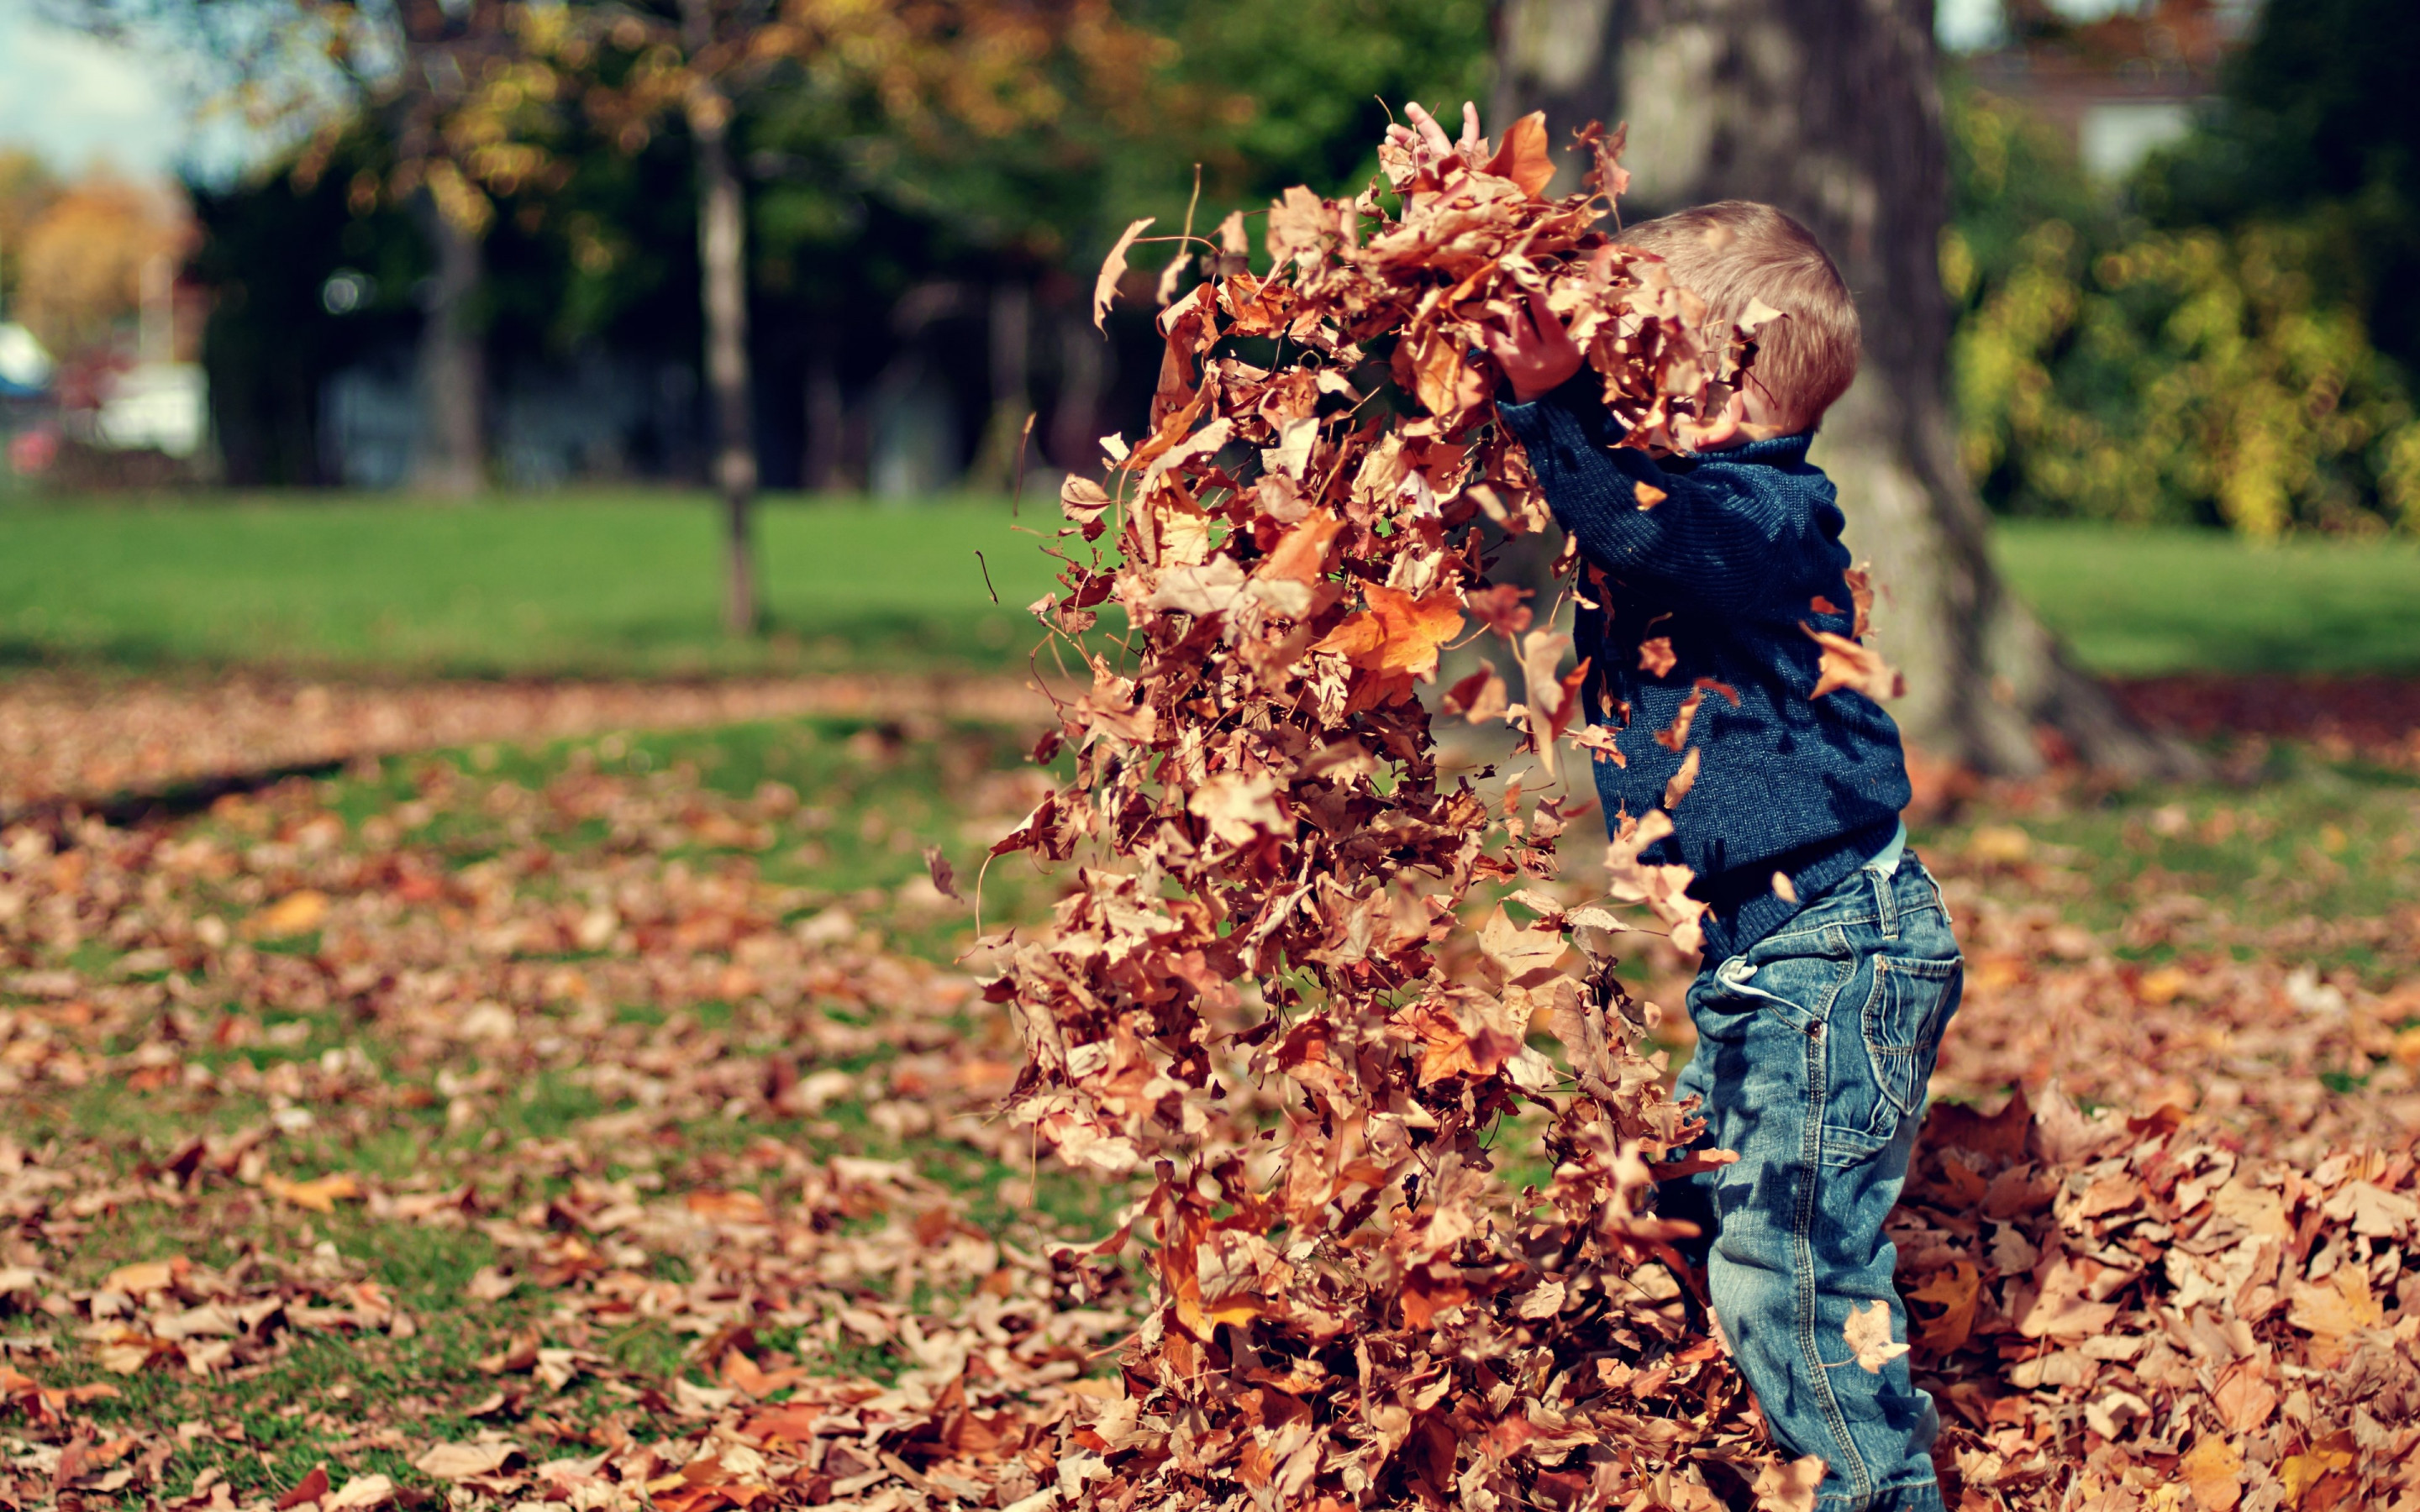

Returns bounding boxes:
[1614,201,1860,433]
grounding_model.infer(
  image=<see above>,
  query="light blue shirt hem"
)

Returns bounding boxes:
[1863,819,1908,879]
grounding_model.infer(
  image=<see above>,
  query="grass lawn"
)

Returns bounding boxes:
[4,492,2419,680]
[2,491,1065,679]
[1993,519,2420,675]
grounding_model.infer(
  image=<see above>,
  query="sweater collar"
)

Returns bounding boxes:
[1683,430,1816,465]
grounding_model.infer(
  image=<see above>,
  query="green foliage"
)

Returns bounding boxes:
[1140,0,1494,209]
[2133,0,2420,371]
[1946,83,2420,535]
[755,0,1497,277]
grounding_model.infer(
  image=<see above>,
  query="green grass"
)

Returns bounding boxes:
[1915,746,2420,972]
[6,494,2419,680]
[8,715,1123,1503]
[1994,520,2420,675]
[0,491,1067,678]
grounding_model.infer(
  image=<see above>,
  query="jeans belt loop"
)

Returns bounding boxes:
[1873,858,1900,941]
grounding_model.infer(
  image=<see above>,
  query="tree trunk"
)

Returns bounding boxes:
[412,192,486,499]
[685,63,758,633]
[971,280,1034,492]
[803,316,844,493]
[1495,0,2187,776]
[1050,304,1108,477]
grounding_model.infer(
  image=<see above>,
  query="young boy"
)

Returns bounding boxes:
[1424,108,1965,1512]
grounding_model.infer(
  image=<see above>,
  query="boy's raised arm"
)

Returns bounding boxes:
[1497,380,1805,609]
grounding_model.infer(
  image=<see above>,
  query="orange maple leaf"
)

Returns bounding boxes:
[1483,111,1556,197]
[1312,585,1464,682]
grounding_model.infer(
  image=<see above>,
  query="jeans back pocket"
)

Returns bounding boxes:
[1862,953,1961,1123]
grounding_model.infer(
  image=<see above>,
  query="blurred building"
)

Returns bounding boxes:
[1968,0,2255,178]
[84,253,207,458]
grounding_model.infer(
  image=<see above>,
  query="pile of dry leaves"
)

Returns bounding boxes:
[1900,1085,2420,1511]
[976,114,1852,1508]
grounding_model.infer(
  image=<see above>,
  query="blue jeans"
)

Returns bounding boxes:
[1662,852,1962,1512]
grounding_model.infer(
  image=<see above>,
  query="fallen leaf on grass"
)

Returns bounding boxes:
[683,1189,771,1224]
[719,1349,808,1399]
[413,1441,520,1480]
[103,1259,181,1294]
[250,890,329,937]
[261,1173,362,1214]
[324,1474,395,1510]
[272,1466,329,1511]
[462,1265,517,1302]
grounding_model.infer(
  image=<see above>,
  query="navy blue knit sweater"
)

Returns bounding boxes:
[1497,378,1911,961]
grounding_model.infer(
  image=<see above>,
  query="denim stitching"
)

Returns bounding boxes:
[1864,957,1960,1131]
[1796,952,1873,1503]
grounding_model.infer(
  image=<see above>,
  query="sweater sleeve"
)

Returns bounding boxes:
[1497,381,1812,610]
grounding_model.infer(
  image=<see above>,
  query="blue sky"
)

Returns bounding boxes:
[0,0,273,181]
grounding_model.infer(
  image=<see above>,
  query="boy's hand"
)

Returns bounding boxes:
[1675,387,1749,452]
[1483,290,1585,405]
[1386,101,1488,181]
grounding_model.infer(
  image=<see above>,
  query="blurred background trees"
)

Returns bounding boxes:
[1948,0,2420,537]
[3,0,2415,610]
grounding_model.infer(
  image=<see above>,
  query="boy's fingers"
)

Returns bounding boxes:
[1460,101,1483,151]
[1404,100,1455,162]
[1526,289,1562,339]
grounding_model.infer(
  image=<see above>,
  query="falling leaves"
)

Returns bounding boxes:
[920,844,960,901]
[1805,624,1907,701]
[1843,1298,1910,1372]
[1310,582,1466,684]
[987,107,1815,1509]
[0,98,2407,1512]
[1092,217,1153,330]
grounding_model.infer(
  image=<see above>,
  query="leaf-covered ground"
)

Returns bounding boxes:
[2,696,2415,1509]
